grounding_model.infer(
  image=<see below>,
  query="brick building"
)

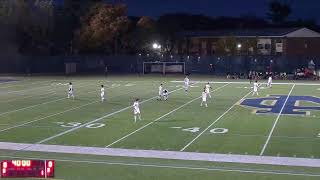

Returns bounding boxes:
[176,27,320,57]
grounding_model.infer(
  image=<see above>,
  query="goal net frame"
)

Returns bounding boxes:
[143,62,186,75]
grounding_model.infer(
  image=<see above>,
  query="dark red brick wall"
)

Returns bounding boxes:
[285,38,320,56]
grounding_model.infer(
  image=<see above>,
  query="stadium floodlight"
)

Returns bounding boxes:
[237,43,242,49]
[152,43,161,49]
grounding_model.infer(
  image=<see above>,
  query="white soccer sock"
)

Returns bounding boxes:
[134,116,137,123]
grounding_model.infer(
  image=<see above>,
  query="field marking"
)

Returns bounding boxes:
[260,84,296,156]
[0,80,48,89]
[0,80,93,96]
[171,80,320,86]
[1,142,320,168]
[105,83,229,148]
[0,82,102,116]
[0,155,319,177]
[1,84,54,94]
[0,91,56,103]
[0,85,138,133]
[22,86,186,147]
[180,90,252,151]
[0,97,67,117]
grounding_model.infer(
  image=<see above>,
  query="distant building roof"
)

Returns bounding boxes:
[178,27,320,38]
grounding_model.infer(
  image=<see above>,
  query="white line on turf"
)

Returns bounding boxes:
[0,80,48,89]
[105,83,229,148]
[0,91,56,103]
[180,90,252,151]
[0,155,318,177]
[0,97,67,117]
[2,84,53,94]
[1,142,320,168]
[259,84,296,156]
[170,81,320,86]
[25,86,186,147]
[0,85,135,133]
[0,82,101,116]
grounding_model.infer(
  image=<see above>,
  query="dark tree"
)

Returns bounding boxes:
[267,0,292,24]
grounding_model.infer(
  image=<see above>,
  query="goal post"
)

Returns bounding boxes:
[143,62,186,75]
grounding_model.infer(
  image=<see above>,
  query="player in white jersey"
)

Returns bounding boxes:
[252,80,260,96]
[184,76,190,92]
[100,85,105,102]
[163,89,169,100]
[158,84,163,100]
[133,98,141,123]
[67,82,74,99]
[200,89,208,107]
[267,76,272,88]
[205,82,212,98]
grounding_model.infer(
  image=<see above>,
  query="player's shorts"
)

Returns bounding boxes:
[134,109,140,115]
[205,89,210,93]
[202,98,207,102]
[159,92,163,96]
[253,88,258,92]
[101,92,105,97]
[68,91,73,94]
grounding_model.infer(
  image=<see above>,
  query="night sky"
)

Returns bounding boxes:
[122,0,319,23]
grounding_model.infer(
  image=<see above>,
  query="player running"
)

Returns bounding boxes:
[200,89,208,107]
[205,82,212,98]
[267,75,272,88]
[133,98,141,123]
[100,85,105,102]
[184,76,189,92]
[252,80,260,96]
[158,84,163,100]
[67,82,74,99]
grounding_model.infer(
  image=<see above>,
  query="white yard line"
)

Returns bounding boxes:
[1,142,320,168]
[0,80,47,89]
[105,83,230,148]
[2,84,53,94]
[171,81,320,86]
[0,82,100,116]
[0,86,139,133]
[0,155,319,177]
[23,87,185,147]
[0,91,56,103]
[0,97,67,117]
[180,90,252,151]
[259,84,296,156]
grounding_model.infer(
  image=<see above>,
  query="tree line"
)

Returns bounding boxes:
[0,0,318,56]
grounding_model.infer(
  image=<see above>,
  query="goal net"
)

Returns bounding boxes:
[143,62,185,75]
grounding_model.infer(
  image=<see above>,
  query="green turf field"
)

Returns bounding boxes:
[0,75,320,179]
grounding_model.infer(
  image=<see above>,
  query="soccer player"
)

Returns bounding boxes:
[133,98,141,123]
[267,75,272,88]
[100,85,105,102]
[201,89,208,107]
[158,84,163,100]
[205,82,212,98]
[163,89,169,100]
[67,82,74,99]
[252,80,260,96]
[184,76,190,92]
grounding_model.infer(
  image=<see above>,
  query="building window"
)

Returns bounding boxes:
[257,44,264,49]
[265,44,271,50]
